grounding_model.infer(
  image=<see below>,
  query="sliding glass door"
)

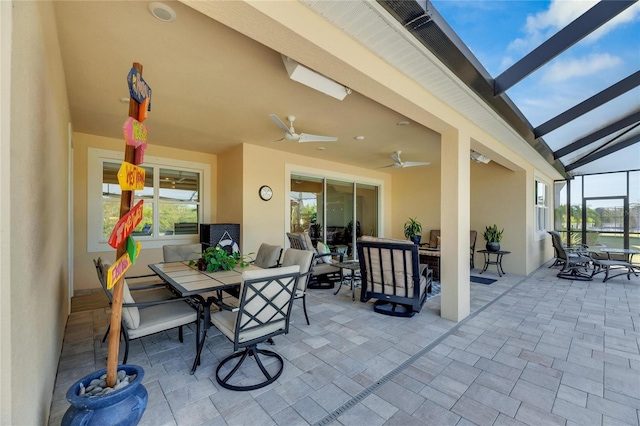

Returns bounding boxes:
[290,174,379,257]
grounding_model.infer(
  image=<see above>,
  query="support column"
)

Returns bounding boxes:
[440,128,471,322]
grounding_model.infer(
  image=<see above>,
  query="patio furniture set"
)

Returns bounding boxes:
[94,230,525,392]
[547,230,639,282]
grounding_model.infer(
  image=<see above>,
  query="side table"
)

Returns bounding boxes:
[478,250,510,277]
[334,260,361,301]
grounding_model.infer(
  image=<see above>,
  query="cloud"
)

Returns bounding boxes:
[541,53,623,83]
[507,0,640,54]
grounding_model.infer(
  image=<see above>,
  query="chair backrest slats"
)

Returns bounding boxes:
[234,266,300,347]
[357,239,419,299]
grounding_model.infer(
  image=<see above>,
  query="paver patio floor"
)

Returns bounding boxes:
[48,263,640,425]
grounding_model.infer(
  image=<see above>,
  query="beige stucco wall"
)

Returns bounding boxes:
[240,144,393,256]
[391,165,441,241]
[389,153,555,276]
[73,132,218,291]
[216,144,244,225]
[3,1,71,424]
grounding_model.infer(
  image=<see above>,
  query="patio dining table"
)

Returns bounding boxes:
[148,261,263,374]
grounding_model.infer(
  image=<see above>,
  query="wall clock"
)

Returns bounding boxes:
[259,185,273,201]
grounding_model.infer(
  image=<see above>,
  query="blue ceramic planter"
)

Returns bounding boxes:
[62,365,147,426]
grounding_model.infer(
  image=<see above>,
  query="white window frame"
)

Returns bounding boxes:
[87,148,210,252]
[535,174,550,240]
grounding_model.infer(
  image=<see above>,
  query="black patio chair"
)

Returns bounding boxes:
[357,236,432,317]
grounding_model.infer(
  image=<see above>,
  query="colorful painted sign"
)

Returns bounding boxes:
[138,98,149,122]
[117,162,145,191]
[106,253,131,290]
[108,200,144,249]
[122,117,147,147]
[126,237,141,265]
[134,142,147,166]
[127,68,152,108]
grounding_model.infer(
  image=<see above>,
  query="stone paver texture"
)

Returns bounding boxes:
[48,263,640,426]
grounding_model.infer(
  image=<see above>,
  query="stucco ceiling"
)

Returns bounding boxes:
[53,0,441,170]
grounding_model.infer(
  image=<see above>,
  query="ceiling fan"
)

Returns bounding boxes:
[270,114,338,143]
[382,150,430,168]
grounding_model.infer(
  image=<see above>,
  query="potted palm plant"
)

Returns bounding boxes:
[404,217,423,245]
[483,224,503,252]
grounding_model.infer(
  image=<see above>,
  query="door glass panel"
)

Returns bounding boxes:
[584,198,625,249]
[356,183,377,238]
[290,175,323,245]
[569,176,583,239]
[326,179,354,253]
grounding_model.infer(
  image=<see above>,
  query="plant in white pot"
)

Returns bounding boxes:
[483,224,503,252]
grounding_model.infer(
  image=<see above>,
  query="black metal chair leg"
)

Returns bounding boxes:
[302,294,310,325]
[122,327,130,364]
[102,325,110,343]
[179,326,184,343]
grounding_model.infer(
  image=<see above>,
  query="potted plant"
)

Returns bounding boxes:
[403,217,423,245]
[192,244,251,272]
[483,224,503,252]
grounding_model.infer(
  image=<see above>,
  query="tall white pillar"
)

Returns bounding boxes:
[440,128,471,322]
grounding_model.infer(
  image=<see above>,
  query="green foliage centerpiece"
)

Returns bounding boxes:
[191,245,250,272]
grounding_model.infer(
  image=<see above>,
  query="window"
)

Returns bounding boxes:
[88,148,210,252]
[535,178,549,236]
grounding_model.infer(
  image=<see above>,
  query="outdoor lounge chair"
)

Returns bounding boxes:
[94,258,200,364]
[287,232,344,289]
[548,231,595,281]
[209,266,301,391]
[591,258,639,282]
[357,236,432,317]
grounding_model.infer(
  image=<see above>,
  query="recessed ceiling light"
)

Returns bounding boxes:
[397,121,410,126]
[316,147,326,151]
[120,97,130,104]
[148,2,177,22]
[354,136,365,141]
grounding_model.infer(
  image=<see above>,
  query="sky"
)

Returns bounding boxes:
[429,0,640,174]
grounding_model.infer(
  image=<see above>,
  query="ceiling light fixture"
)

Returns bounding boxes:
[120,97,130,104]
[316,146,326,151]
[354,136,365,141]
[282,56,351,101]
[397,121,410,126]
[148,2,177,22]
[470,150,491,164]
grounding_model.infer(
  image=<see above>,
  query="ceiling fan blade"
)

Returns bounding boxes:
[402,161,430,167]
[298,133,338,143]
[270,114,292,135]
[390,152,401,163]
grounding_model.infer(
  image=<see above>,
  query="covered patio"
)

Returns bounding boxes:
[48,265,640,426]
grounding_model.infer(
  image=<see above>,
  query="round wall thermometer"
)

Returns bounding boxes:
[259,185,273,201]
